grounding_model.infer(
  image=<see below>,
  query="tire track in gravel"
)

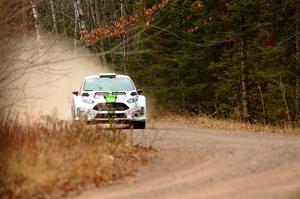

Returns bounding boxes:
[73,122,300,199]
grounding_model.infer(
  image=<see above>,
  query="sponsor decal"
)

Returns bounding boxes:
[105,95,116,103]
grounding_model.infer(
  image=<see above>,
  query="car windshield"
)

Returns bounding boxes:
[83,78,135,91]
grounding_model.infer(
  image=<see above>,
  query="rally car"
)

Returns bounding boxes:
[71,73,146,129]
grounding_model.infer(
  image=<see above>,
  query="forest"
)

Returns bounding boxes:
[2,0,300,127]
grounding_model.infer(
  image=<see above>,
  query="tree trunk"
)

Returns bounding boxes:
[31,0,42,41]
[73,0,79,54]
[120,0,127,74]
[62,10,67,36]
[73,0,78,32]
[107,1,115,68]
[94,0,107,65]
[89,0,96,27]
[135,0,142,47]
[258,84,265,125]
[95,0,100,26]
[240,38,250,121]
[280,77,292,128]
[50,0,58,33]
[295,5,300,122]
[73,0,86,31]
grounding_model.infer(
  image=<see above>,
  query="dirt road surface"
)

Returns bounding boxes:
[73,122,300,199]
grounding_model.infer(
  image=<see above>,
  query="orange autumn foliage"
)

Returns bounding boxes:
[80,0,169,43]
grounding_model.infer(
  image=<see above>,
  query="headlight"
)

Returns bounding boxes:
[82,98,94,104]
[127,97,138,103]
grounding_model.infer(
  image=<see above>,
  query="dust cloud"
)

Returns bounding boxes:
[2,36,111,120]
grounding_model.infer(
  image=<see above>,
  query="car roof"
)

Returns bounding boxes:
[85,73,130,80]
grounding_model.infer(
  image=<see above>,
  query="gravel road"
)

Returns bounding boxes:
[74,122,300,199]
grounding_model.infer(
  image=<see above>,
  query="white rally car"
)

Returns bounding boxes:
[71,73,146,129]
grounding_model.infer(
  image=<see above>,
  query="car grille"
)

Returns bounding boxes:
[95,113,127,119]
[112,92,126,95]
[95,92,109,96]
[95,92,126,96]
[93,103,129,111]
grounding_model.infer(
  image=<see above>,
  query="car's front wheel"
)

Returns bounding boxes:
[133,121,146,129]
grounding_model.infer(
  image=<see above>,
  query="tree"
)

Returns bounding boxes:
[50,0,58,33]
[3,0,300,126]
[31,0,42,41]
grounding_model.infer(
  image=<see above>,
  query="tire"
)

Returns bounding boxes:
[133,121,146,129]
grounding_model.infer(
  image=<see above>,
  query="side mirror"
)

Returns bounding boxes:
[131,91,138,96]
[72,91,79,96]
[137,89,143,95]
[82,92,89,97]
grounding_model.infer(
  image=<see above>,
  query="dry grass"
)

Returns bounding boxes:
[0,114,151,199]
[288,190,300,199]
[156,113,300,135]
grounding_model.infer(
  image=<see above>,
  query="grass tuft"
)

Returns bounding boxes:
[0,114,151,199]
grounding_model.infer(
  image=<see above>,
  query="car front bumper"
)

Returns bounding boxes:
[75,105,146,123]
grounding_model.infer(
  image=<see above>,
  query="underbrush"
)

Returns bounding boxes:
[0,115,151,199]
[157,113,300,135]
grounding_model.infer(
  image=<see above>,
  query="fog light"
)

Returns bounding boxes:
[140,107,145,115]
[132,107,145,117]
